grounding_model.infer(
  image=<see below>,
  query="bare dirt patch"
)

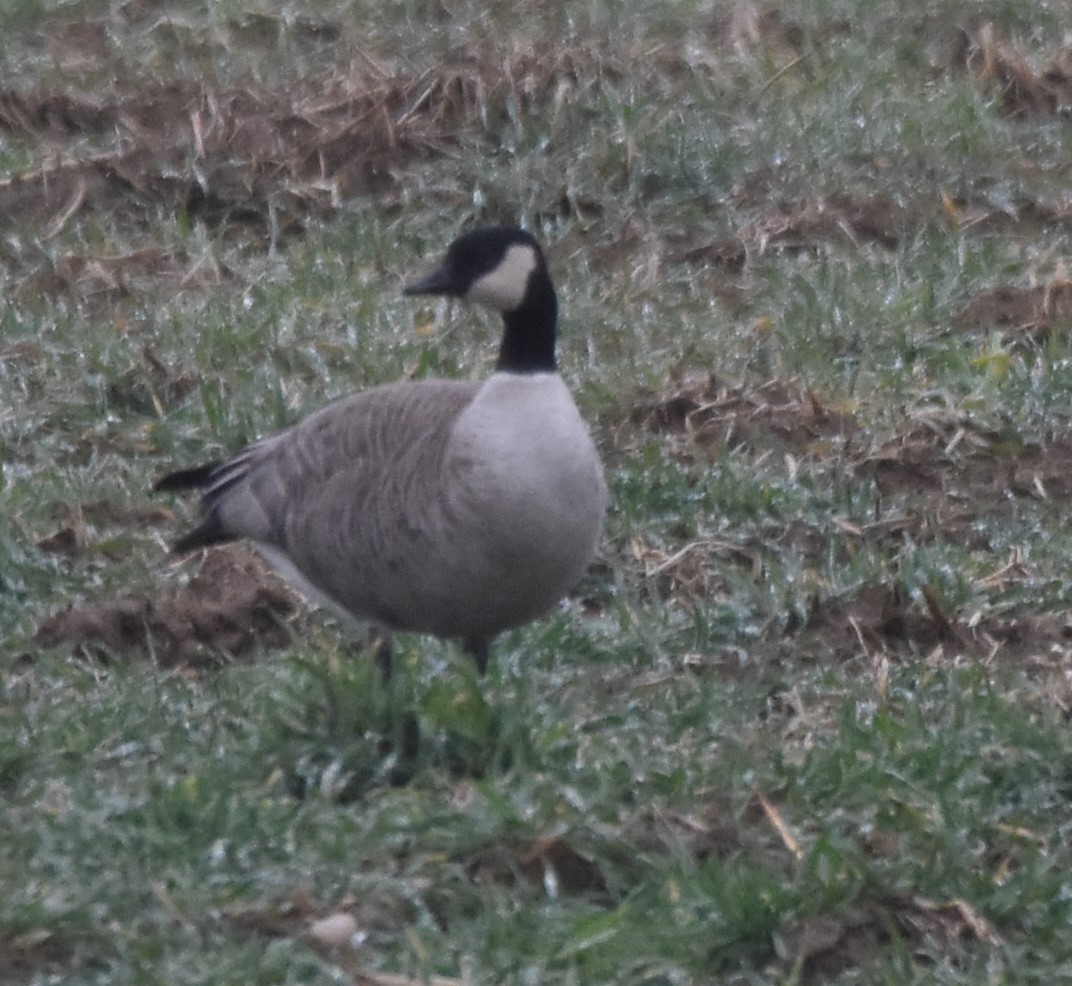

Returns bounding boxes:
[666,195,914,271]
[796,579,1072,669]
[465,835,610,900]
[800,582,967,663]
[954,278,1072,335]
[866,425,1072,524]
[34,545,299,666]
[36,495,176,560]
[774,894,996,984]
[0,930,81,986]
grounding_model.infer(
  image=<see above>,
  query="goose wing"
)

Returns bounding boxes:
[156,379,479,561]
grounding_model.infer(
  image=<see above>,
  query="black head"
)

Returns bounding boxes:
[404,227,547,314]
[404,226,558,373]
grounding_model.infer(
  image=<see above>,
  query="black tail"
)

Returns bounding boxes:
[170,514,234,555]
[155,451,256,554]
[154,460,235,554]
[153,462,222,493]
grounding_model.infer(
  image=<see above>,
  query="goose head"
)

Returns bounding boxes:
[404,227,557,373]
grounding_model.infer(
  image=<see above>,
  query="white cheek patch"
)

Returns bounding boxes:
[465,244,537,312]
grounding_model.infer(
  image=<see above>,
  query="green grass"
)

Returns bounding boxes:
[5,0,1072,982]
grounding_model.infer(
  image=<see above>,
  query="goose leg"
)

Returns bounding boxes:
[343,621,394,677]
[464,638,491,675]
[369,628,393,678]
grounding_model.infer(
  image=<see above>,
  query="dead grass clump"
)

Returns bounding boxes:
[0,36,638,243]
[0,74,439,237]
[744,195,912,254]
[629,534,762,606]
[9,243,229,310]
[36,495,175,560]
[623,372,858,462]
[964,24,1072,117]
[34,545,298,665]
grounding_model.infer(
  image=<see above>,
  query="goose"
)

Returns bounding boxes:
[154,227,607,674]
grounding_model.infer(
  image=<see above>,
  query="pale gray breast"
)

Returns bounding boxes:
[435,373,608,633]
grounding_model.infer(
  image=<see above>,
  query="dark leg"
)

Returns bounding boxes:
[464,638,491,675]
[372,634,393,678]
[348,622,393,678]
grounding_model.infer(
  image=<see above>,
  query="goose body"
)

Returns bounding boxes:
[155,228,607,672]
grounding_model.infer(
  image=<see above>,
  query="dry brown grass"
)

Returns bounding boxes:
[965,23,1072,117]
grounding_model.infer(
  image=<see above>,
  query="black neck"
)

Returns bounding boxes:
[495,270,558,373]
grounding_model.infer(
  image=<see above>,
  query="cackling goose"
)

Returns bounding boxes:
[154,227,607,673]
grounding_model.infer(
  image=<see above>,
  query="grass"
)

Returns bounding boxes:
[4,0,1072,982]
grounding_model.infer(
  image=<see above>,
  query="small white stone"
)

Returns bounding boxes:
[309,912,360,948]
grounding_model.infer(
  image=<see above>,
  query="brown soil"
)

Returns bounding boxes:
[3,19,1070,306]
[0,933,79,986]
[773,893,996,984]
[954,280,1072,335]
[34,545,299,666]
[625,371,1072,509]
[0,36,637,243]
[466,835,610,899]
[745,194,913,252]
[800,579,1072,666]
